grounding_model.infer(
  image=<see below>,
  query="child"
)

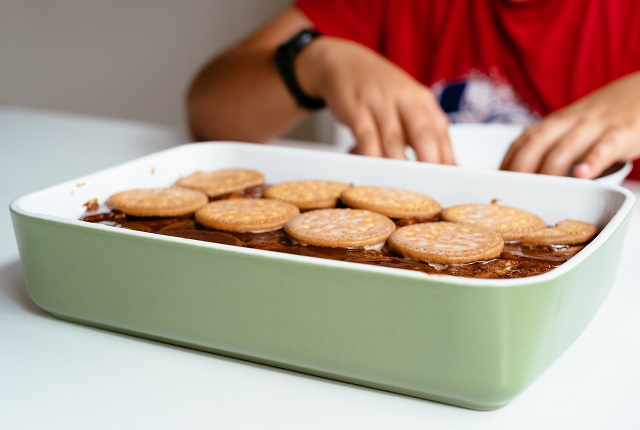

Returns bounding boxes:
[187,0,640,180]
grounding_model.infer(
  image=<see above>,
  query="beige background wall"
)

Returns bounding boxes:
[0,0,324,139]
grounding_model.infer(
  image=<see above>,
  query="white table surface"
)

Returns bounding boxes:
[1,106,639,429]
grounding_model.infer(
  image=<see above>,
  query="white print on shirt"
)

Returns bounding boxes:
[431,71,539,125]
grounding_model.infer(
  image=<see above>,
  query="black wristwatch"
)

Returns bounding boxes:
[274,29,326,110]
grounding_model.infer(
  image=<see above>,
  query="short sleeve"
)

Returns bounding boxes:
[295,0,384,51]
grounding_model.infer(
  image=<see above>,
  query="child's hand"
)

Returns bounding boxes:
[297,37,455,165]
[501,72,640,178]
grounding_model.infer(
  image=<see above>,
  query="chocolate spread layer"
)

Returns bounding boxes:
[80,187,584,279]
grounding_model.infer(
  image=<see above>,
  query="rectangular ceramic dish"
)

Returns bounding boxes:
[10,142,635,410]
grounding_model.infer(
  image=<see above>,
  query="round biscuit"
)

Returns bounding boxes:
[284,208,396,248]
[441,203,546,241]
[107,187,208,217]
[388,222,504,265]
[176,168,265,198]
[340,186,441,218]
[195,198,300,233]
[521,219,598,246]
[264,180,352,210]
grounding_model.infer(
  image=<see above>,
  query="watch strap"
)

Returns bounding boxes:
[274,29,326,110]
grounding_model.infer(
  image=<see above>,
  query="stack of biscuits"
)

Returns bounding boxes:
[106,168,599,268]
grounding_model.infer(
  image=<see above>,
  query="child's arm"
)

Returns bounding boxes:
[186,6,454,165]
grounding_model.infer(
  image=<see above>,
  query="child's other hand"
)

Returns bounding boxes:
[500,71,640,179]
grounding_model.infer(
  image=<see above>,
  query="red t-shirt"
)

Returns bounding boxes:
[296,0,640,180]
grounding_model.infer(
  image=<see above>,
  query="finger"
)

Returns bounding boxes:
[572,127,629,179]
[431,111,456,165]
[399,99,455,164]
[345,109,383,158]
[371,103,408,160]
[537,122,602,176]
[500,118,573,173]
[439,127,457,165]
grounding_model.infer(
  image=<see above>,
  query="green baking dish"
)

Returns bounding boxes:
[10,142,635,410]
